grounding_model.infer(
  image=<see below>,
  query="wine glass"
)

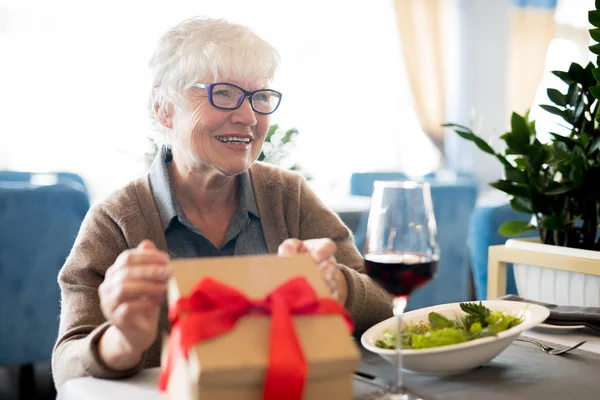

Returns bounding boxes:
[363,181,439,400]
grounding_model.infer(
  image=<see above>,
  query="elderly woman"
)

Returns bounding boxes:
[51,17,392,387]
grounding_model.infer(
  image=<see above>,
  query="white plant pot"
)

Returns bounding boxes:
[507,238,600,307]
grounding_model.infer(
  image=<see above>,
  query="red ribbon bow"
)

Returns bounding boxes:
[158,276,354,400]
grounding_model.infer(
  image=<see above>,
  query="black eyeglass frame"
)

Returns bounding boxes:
[191,82,282,115]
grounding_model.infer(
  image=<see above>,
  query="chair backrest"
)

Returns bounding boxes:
[0,170,88,196]
[349,172,479,310]
[0,173,90,366]
[350,172,409,197]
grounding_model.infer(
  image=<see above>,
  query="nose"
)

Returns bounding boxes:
[230,96,257,126]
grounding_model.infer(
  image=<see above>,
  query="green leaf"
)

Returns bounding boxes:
[501,132,529,154]
[498,221,536,237]
[590,43,600,55]
[265,124,279,141]
[568,156,586,187]
[281,127,299,144]
[573,145,586,157]
[590,10,600,28]
[510,197,534,213]
[547,88,566,106]
[490,180,530,198]
[495,154,512,168]
[548,132,579,149]
[566,84,580,106]
[472,136,496,155]
[428,312,455,329]
[584,62,596,87]
[582,131,590,147]
[449,125,498,156]
[540,104,569,121]
[589,137,600,154]
[590,28,600,43]
[528,140,547,171]
[511,112,531,136]
[573,97,585,121]
[504,166,526,183]
[552,141,571,159]
[454,130,474,141]
[541,215,564,230]
[590,86,600,100]
[460,302,490,323]
[567,63,585,82]
[442,122,472,132]
[528,119,536,134]
[514,158,527,169]
[552,70,575,85]
[544,184,574,195]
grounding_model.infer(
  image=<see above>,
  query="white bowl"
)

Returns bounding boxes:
[361,300,549,376]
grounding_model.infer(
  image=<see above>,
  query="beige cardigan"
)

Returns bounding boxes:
[51,162,392,387]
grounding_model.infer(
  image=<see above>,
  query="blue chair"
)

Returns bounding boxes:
[468,202,537,300]
[350,172,479,310]
[0,171,88,197]
[0,171,89,396]
[350,172,409,197]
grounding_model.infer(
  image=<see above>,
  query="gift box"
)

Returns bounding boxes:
[160,253,360,400]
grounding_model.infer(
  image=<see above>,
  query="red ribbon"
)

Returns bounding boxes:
[158,277,353,400]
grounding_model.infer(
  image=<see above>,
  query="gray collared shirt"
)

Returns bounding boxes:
[148,146,268,259]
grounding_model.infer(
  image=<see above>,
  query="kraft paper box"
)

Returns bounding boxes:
[162,253,360,400]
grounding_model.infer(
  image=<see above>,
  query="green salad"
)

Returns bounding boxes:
[375,302,523,350]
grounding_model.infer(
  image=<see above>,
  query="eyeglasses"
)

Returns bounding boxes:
[191,82,282,115]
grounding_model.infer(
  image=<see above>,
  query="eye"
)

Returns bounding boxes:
[213,89,234,98]
[255,93,268,102]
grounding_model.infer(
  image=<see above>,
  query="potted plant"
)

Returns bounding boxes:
[257,124,310,179]
[444,3,600,305]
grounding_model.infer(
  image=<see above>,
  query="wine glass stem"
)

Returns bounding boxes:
[392,296,407,394]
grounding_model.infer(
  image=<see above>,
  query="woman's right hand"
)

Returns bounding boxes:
[98,240,169,364]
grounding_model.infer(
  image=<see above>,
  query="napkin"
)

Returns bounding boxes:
[500,294,600,333]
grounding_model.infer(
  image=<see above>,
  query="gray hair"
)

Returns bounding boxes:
[148,17,280,138]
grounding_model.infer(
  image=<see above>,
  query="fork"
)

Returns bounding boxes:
[515,337,586,355]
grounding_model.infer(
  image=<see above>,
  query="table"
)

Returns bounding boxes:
[57,328,600,400]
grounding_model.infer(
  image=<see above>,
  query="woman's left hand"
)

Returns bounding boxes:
[278,238,348,305]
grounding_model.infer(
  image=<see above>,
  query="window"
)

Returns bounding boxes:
[0,0,435,202]
[529,0,595,142]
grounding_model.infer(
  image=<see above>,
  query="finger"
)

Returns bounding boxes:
[104,281,167,310]
[138,240,156,250]
[302,238,337,263]
[318,259,338,281]
[317,260,339,298]
[112,299,158,331]
[278,238,306,256]
[113,248,169,269]
[110,265,169,283]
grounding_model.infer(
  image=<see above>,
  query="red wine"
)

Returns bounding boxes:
[364,252,438,297]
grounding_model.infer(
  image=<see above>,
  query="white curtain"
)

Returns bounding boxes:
[506,0,557,116]
[393,0,447,156]
[0,0,437,203]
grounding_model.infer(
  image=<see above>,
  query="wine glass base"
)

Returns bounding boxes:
[366,388,425,400]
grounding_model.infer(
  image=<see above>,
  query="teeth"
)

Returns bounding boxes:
[216,136,251,144]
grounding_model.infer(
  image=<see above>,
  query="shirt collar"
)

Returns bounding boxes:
[148,146,260,231]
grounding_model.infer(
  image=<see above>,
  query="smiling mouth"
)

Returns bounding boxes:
[215,136,252,144]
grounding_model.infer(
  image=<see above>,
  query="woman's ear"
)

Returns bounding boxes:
[154,103,173,129]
